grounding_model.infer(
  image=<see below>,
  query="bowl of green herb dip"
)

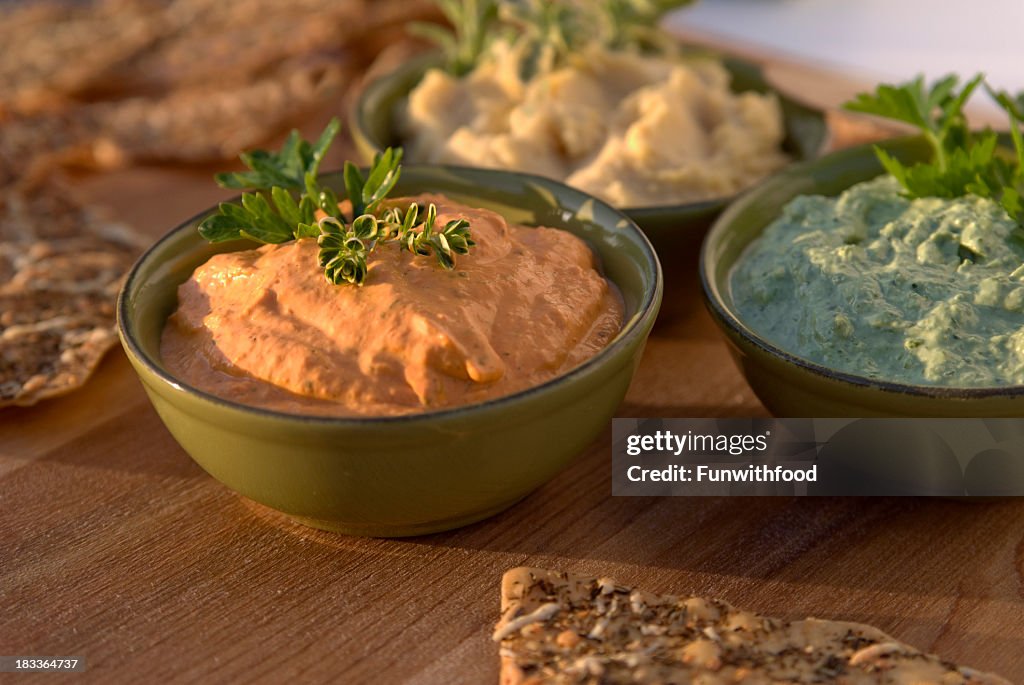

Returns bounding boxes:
[702,75,1024,416]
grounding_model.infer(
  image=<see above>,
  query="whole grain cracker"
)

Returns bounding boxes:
[0,0,440,177]
[87,56,348,165]
[495,567,1010,685]
[95,0,367,95]
[0,179,143,408]
[0,321,118,407]
[0,0,161,114]
[0,109,104,184]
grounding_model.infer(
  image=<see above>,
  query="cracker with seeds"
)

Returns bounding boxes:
[0,109,104,184]
[95,0,366,96]
[0,0,160,114]
[494,568,1010,685]
[0,0,440,175]
[0,179,143,408]
[87,56,348,166]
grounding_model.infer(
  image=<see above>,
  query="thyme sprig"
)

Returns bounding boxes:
[843,75,1024,227]
[198,119,474,285]
[315,203,476,286]
[382,202,475,269]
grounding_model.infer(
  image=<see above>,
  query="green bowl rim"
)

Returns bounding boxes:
[700,135,1024,401]
[351,49,829,218]
[118,164,664,426]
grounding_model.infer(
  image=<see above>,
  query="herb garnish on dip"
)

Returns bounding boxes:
[161,122,623,416]
[732,76,1024,387]
[400,0,790,207]
[196,118,474,286]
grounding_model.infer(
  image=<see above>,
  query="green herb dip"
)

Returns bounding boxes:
[731,176,1024,387]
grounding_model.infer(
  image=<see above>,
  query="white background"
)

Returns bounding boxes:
[668,0,1024,104]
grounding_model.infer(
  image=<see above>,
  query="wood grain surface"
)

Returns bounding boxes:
[2,42,1023,685]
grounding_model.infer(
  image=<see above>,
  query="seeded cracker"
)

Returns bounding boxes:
[0,179,143,408]
[494,568,1010,685]
[94,0,367,95]
[0,109,104,184]
[87,57,347,166]
[0,53,347,173]
[0,0,159,114]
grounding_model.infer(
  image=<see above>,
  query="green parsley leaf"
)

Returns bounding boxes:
[198,121,474,285]
[215,118,341,191]
[843,74,1024,228]
[414,0,694,80]
[409,0,499,77]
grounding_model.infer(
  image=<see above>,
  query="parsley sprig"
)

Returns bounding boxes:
[198,119,474,285]
[843,74,1024,226]
[599,0,695,49]
[414,0,694,80]
[409,0,498,77]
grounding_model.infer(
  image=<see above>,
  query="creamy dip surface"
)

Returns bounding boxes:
[161,195,623,416]
[732,176,1024,387]
[400,43,789,207]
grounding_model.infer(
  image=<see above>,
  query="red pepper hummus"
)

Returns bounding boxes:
[161,194,623,416]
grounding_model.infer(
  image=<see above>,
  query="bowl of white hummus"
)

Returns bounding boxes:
[118,165,662,537]
[352,48,827,270]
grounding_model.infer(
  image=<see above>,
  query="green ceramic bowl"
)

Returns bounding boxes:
[118,166,662,537]
[351,51,828,266]
[701,135,1024,417]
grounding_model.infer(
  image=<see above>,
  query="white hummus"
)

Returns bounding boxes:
[400,43,790,207]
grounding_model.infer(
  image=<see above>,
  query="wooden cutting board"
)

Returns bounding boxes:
[2,37,1022,684]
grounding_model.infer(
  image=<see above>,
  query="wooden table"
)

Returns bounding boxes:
[3,41,1023,684]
